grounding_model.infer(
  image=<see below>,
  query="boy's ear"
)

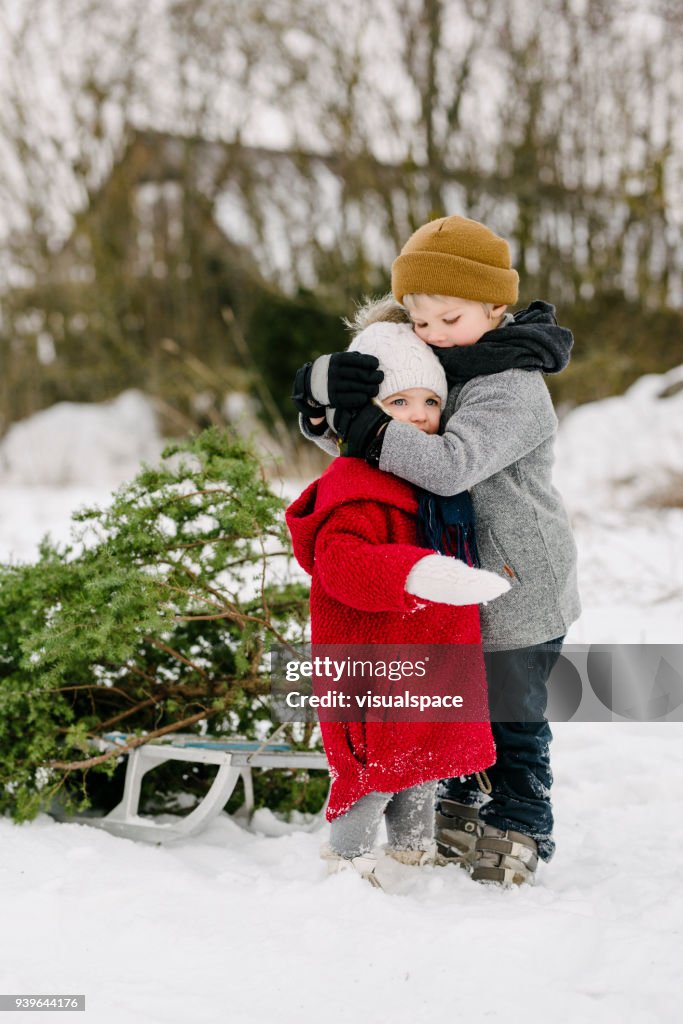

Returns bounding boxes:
[491,303,508,318]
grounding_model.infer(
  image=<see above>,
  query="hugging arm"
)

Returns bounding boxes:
[378,373,558,495]
[293,352,384,454]
[292,353,383,414]
[315,504,509,610]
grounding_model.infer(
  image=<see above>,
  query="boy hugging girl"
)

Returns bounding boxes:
[287,214,581,889]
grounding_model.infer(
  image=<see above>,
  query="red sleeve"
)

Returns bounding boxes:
[314,501,429,613]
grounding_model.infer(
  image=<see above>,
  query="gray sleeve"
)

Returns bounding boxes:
[309,354,331,405]
[299,413,339,458]
[378,370,558,495]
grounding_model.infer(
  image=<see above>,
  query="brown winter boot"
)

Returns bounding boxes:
[471,825,539,886]
[435,799,483,866]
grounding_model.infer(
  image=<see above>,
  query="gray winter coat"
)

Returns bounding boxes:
[301,366,580,650]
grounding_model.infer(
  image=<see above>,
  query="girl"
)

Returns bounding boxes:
[286,322,508,887]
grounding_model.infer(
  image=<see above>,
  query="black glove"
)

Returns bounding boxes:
[291,363,326,417]
[291,352,383,416]
[327,352,383,408]
[333,403,392,459]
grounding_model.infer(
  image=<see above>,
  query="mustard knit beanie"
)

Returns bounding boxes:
[391,215,519,306]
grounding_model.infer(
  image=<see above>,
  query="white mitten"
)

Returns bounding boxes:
[405,554,511,606]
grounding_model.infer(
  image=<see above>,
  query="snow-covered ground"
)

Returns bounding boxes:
[1,373,682,1023]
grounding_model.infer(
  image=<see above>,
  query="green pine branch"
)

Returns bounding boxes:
[0,427,312,822]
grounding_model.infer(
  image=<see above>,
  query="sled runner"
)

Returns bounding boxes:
[57,731,328,844]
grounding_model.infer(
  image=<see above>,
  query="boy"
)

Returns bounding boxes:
[292,215,581,885]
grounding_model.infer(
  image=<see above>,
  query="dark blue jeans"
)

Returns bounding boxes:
[437,637,564,862]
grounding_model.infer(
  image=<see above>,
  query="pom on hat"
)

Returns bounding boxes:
[391,215,519,306]
[348,322,448,405]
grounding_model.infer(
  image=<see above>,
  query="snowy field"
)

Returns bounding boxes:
[1,375,682,1024]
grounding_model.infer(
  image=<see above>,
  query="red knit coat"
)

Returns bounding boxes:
[285,458,495,821]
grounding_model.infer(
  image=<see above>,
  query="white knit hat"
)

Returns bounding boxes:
[347,322,448,405]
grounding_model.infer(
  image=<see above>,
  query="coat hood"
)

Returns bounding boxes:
[285,458,418,574]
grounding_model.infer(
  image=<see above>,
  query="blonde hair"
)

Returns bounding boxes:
[403,293,505,325]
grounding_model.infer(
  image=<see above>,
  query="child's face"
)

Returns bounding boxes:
[382,388,441,434]
[406,295,506,348]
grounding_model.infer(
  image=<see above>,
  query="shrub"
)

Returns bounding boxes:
[0,428,320,822]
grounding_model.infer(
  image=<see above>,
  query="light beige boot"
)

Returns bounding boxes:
[385,841,448,867]
[319,843,383,888]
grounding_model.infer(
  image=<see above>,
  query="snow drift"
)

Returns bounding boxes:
[0,390,163,487]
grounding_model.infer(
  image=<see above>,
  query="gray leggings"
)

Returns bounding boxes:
[329,781,437,859]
